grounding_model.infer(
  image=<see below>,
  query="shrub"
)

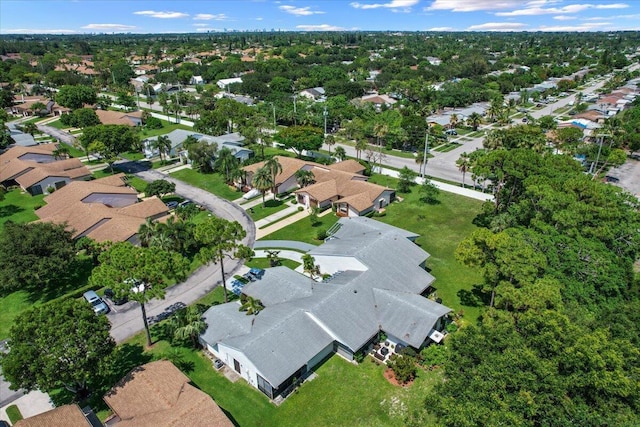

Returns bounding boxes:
[387,354,417,384]
[297,206,304,212]
[420,344,448,368]
[354,351,366,363]
[316,229,328,240]
[145,116,163,129]
[446,322,458,333]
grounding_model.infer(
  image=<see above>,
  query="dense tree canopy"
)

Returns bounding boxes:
[0,222,76,294]
[0,299,115,398]
[274,125,323,157]
[55,84,96,109]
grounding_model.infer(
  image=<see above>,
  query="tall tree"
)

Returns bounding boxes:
[153,135,172,163]
[251,167,273,207]
[214,147,240,184]
[274,125,323,158]
[264,157,283,199]
[90,243,189,347]
[0,299,115,399]
[0,222,76,294]
[334,146,347,161]
[55,85,96,109]
[194,217,253,303]
[295,169,315,188]
[456,152,471,188]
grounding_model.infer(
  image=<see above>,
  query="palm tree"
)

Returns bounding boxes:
[171,306,207,348]
[487,98,503,123]
[456,152,471,188]
[214,147,240,184]
[264,157,282,200]
[302,254,321,281]
[266,249,281,267]
[373,123,388,174]
[449,113,459,130]
[334,146,347,161]
[355,137,368,160]
[154,135,172,163]
[325,134,336,154]
[52,145,70,160]
[466,112,482,131]
[150,232,174,252]
[138,218,157,247]
[252,167,273,207]
[239,296,264,316]
[295,169,315,188]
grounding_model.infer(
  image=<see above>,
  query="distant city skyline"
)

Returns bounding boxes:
[1,0,639,35]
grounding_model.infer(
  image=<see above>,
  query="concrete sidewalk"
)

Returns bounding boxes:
[0,390,53,424]
[254,204,301,228]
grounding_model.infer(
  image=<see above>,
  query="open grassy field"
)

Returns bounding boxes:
[170,169,241,201]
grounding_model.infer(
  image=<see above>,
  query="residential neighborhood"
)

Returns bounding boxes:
[1,3,640,426]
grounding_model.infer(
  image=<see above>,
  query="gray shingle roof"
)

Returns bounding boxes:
[201,217,448,388]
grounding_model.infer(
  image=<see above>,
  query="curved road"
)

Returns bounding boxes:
[104,161,255,343]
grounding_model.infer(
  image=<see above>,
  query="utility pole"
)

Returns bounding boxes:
[323,106,328,136]
[421,127,430,178]
[293,94,297,126]
[271,103,276,130]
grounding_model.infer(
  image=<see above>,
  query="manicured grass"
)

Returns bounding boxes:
[433,142,461,153]
[246,257,301,271]
[61,142,88,159]
[121,151,145,161]
[170,169,241,201]
[6,404,23,423]
[369,174,484,324]
[45,118,70,130]
[248,198,292,221]
[137,120,192,139]
[260,213,338,245]
[0,189,44,231]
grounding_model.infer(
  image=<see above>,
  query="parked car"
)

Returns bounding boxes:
[104,288,128,305]
[178,199,193,208]
[83,290,109,315]
[165,201,179,209]
[444,129,457,136]
[604,175,620,183]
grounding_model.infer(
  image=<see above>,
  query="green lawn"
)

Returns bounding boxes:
[60,142,87,159]
[260,213,339,245]
[246,257,301,271]
[45,118,70,130]
[137,120,192,139]
[248,198,292,221]
[433,142,461,153]
[170,169,241,201]
[369,174,484,324]
[121,151,145,161]
[0,189,43,231]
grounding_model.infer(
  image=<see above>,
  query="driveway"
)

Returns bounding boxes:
[107,161,256,343]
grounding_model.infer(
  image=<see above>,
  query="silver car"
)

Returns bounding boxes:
[83,290,110,315]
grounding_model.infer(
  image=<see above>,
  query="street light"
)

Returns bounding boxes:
[323,106,328,136]
[421,127,430,178]
[270,102,276,130]
[293,94,297,126]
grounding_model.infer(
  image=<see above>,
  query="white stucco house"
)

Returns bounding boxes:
[200,217,451,400]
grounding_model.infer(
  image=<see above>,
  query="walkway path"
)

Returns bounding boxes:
[254,204,300,228]
[255,209,310,240]
[254,240,317,251]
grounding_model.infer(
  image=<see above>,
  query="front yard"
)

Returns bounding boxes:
[170,168,241,200]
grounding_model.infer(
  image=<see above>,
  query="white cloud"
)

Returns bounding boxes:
[428,26,455,31]
[194,13,228,21]
[552,15,577,20]
[81,23,136,31]
[0,28,77,34]
[425,0,521,12]
[351,0,419,11]
[467,22,528,31]
[193,23,209,27]
[256,17,264,21]
[496,3,628,16]
[133,10,189,19]
[279,5,325,15]
[536,21,611,31]
[296,24,346,31]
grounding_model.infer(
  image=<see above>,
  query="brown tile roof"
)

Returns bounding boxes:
[0,143,58,166]
[14,404,90,427]
[244,156,316,188]
[35,180,169,242]
[93,172,128,187]
[104,360,233,427]
[15,158,90,188]
[95,109,141,126]
[575,110,604,122]
[327,159,365,174]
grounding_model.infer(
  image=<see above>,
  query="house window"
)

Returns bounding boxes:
[257,374,273,398]
[233,358,241,374]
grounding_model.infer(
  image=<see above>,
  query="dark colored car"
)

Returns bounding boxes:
[604,175,620,183]
[165,201,179,209]
[178,199,193,208]
[104,288,128,305]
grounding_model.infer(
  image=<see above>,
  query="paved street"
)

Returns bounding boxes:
[106,162,255,343]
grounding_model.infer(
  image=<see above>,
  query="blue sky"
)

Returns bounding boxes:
[1,0,639,34]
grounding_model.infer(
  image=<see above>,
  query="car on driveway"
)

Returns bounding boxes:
[165,201,179,209]
[83,290,110,315]
[444,129,457,136]
[104,288,128,305]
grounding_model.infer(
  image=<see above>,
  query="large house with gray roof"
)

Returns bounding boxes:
[200,217,450,399]
[143,130,253,162]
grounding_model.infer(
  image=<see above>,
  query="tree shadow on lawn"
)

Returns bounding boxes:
[0,205,23,219]
[29,257,95,304]
[456,284,490,308]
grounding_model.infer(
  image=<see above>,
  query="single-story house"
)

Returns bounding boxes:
[35,173,169,243]
[10,99,70,117]
[190,75,204,85]
[0,143,91,195]
[14,404,98,427]
[299,87,326,102]
[95,109,143,126]
[104,360,233,427]
[243,156,394,216]
[200,217,450,399]
[217,77,243,90]
[143,129,253,162]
